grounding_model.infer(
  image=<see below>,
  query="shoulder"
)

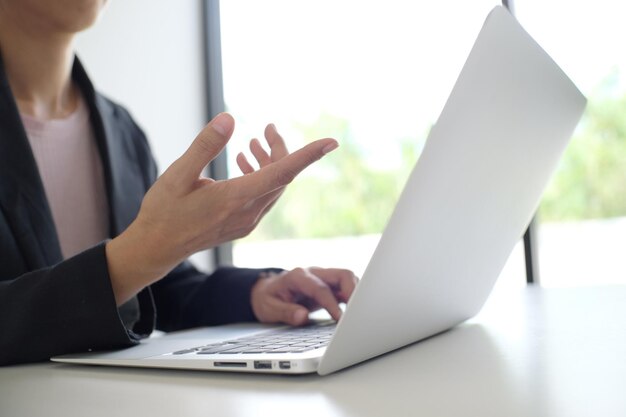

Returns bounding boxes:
[72,57,157,177]
[93,92,158,180]
[95,93,149,146]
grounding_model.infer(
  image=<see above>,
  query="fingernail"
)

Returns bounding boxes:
[211,113,232,136]
[293,309,308,324]
[322,141,339,155]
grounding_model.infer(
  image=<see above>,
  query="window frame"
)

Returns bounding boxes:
[202,0,233,266]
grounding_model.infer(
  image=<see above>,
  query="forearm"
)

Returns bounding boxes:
[105,218,184,306]
[151,265,280,331]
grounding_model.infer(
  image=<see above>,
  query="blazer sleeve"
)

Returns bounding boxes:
[151,263,282,332]
[0,243,138,366]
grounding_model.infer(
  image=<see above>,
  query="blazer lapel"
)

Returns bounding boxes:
[0,55,63,269]
[72,59,144,236]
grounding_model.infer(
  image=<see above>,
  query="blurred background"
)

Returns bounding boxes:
[76,0,626,290]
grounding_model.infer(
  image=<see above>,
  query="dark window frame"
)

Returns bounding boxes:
[202,0,232,266]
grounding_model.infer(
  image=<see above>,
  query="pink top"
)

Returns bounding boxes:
[20,97,109,259]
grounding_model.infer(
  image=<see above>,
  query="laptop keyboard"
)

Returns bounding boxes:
[171,321,336,355]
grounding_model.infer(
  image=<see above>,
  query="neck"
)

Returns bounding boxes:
[0,13,77,120]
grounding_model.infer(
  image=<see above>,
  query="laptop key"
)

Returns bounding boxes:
[172,348,198,355]
[266,347,295,353]
[197,345,242,354]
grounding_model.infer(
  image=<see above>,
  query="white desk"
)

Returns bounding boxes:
[1,285,625,417]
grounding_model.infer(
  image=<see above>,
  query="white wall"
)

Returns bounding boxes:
[75,0,213,270]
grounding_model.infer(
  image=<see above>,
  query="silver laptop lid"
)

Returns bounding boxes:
[318,6,586,375]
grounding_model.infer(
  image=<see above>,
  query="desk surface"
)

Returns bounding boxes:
[1,285,625,417]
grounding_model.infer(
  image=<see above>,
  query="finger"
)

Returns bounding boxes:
[238,138,339,196]
[236,152,255,175]
[286,268,343,321]
[264,124,289,162]
[309,267,359,303]
[166,113,235,184]
[250,138,272,168]
[264,297,310,326]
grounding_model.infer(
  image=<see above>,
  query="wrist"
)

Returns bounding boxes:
[105,219,178,305]
[250,270,284,321]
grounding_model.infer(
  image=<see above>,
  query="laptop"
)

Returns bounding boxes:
[52,6,586,375]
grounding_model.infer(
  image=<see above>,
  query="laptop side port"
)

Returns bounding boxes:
[278,361,291,370]
[214,361,247,368]
[254,360,272,370]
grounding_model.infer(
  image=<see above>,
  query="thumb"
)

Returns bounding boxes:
[166,112,235,184]
[268,298,310,326]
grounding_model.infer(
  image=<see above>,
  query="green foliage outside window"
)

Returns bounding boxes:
[540,72,626,221]
[249,113,423,240]
[250,73,626,241]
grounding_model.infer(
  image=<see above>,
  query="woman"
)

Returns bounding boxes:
[0,0,357,365]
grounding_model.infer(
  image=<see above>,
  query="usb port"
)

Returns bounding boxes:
[278,361,291,370]
[254,360,272,370]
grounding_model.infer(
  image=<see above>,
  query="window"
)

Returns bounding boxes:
[515,1,626,286]
[218,1,530,286]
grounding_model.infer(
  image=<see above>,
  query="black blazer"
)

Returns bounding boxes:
[0,55,272,365]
